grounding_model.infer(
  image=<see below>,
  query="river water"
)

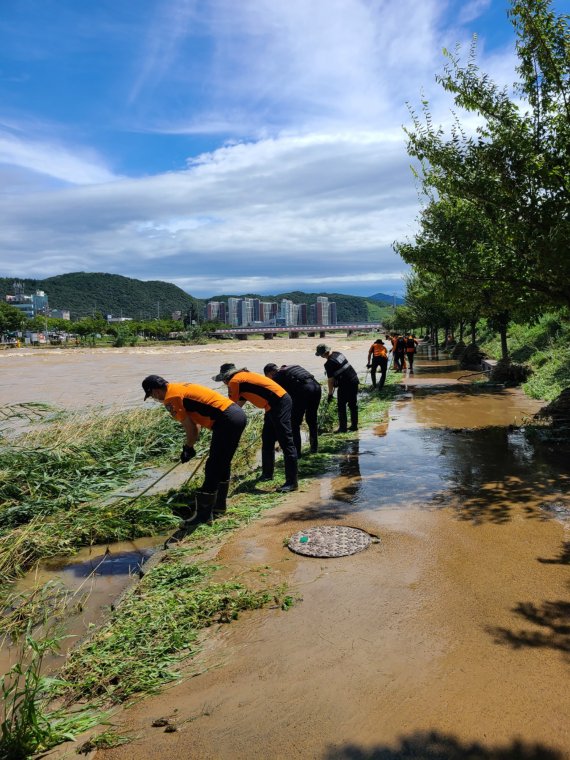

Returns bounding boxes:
[3,341,570,759]
[0,337,366,409]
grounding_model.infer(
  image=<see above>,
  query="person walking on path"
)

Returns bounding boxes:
[142,375,247,525]
[394,334,407,372]
[405,334,419,374]
[213,363,298,492]
[367,338,388,390]
[315,344,359,433]
[263,362,322,455]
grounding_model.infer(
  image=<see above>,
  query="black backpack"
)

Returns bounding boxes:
[396,336,406,351]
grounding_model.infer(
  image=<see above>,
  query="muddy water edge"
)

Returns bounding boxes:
[66,344,570,760]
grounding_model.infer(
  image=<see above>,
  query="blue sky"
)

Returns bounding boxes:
[0,0,526,297]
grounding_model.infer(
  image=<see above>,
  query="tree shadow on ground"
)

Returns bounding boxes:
[487,597,570,659]
[323,731,563,759]
[538,541,570,565]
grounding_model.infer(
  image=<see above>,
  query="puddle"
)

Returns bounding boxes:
[0,537,163,675]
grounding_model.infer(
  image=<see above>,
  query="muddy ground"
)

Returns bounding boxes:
[74,355,570,760]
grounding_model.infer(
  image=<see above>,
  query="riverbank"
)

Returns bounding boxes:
[3,345,569,759]
[71,355,569,760]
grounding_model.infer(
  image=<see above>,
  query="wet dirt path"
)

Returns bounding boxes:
[96,351,570,760]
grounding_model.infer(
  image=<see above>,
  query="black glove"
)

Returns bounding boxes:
[366,363,371,369]
[180,444,196,463]
[326,394,334,404]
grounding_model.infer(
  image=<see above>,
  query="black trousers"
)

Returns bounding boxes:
[371,357,388,389]
[261,394,298,482]
[337,379,359,431]
[394,350,406,370]
[407,351,415,370]
[202,404,247,492]
[291,380,322,455]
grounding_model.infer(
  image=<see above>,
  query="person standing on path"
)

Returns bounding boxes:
[367,338,388,390]
[142,375,247,525]
[213,363,298,492]
[405,334,419,374]
[315,344,359,433]
[263,362,322,455]
[394,334,407,372]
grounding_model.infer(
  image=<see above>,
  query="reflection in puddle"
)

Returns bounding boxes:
[50,548,155,578]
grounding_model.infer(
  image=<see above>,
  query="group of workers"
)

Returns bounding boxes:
[367,333,418,389]
[141,335,417,528]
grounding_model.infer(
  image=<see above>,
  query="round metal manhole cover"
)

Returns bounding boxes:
[288,525,372,558]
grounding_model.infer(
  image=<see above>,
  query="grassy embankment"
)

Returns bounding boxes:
[1,378,398,755]
[477,310,570,401]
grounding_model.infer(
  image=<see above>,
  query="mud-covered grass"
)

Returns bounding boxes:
[0,408,264,584]
[60,558,282,704]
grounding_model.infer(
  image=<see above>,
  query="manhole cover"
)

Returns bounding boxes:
[288,525,372,558]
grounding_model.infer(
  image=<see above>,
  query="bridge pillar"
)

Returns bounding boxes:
[263,333,274,340]
[319,331,326,338]
[307,332,316,337]
[347,330,353,337]
[289,332,299,339]
[237,334,248,341]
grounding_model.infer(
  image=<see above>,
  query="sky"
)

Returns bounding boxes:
[0,0,525,298]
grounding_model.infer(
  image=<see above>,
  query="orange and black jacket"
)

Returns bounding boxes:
[368,342,388,361]
[228,371,287,411]
[163,383,235,429]
[406,337,418,353]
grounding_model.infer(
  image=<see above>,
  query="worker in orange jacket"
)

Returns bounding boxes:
[213,362,298,492]
[367,338,388,390]
[142,375,247,525]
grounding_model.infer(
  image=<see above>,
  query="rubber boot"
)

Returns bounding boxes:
[213,480,230,518]
[309,432,318,454]
[279,458,298,492]
[183,490,216,527]
[258,449,275,482]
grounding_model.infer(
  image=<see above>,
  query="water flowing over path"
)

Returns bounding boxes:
[91,347,570,760]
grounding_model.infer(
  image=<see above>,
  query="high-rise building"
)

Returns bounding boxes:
[297,303,307,324]
[328,302,337,325]
[309,304,317,325]
[280,299,297,326]
[316,296,329,325]
[228,297,240,326]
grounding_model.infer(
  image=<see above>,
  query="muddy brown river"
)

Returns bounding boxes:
[3,340,570,759]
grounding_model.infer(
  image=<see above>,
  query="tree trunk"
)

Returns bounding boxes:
[459,320,464,342]
[497,312,510,360]
[470,320,476,344]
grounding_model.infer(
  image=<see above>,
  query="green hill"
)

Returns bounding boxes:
[0,273,200,321]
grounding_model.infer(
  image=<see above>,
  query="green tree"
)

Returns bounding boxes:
[0,302,27,337]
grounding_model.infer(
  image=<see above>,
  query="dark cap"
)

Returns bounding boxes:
[212,362,238,382]
[142,374,168,400]
[263,363,278,376]
[315,343,331,356]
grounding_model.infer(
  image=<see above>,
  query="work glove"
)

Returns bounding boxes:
[180,444,196,463]
[366,363,371,369]
[326,394,334,404]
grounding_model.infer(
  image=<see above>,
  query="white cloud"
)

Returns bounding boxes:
[0,126,118,186]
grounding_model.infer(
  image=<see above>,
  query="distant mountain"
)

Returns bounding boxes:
[0,273,200,320]
[368,292,405,306]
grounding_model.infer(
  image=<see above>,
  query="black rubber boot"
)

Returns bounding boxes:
[280,458,298,492]
[183,490,216,527]
[259,449,275,481]
[309,433,318,454]
[213,480,230,518]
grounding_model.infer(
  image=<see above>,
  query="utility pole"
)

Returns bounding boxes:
[157,301,160,320]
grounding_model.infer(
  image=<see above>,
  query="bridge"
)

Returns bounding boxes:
[208,323,383,340]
